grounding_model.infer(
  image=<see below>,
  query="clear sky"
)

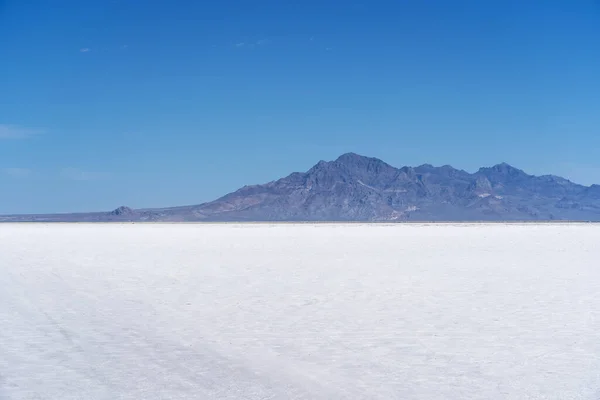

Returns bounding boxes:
[1,0,599,214]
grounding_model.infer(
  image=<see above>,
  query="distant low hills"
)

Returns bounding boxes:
[3,153,600,222]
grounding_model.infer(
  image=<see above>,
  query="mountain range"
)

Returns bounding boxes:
[2,153,600,222]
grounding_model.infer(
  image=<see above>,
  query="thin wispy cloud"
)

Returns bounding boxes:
[0,125,43,139]
[80,48,91,53]
[60,168,109,181]
[2,167,32,178]
[234,39,269,48]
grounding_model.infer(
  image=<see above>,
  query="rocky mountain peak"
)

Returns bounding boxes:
[110,206,135,216]
[334,153,395,172]
[477,162,529,184]
[335,152,364,164]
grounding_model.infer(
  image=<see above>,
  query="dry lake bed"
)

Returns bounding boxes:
[1,223,599,399]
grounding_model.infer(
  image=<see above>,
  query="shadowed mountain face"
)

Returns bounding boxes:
[3,153,600,222]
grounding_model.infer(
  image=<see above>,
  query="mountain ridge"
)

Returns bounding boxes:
[2,153,599,222]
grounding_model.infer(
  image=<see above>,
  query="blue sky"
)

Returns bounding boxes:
[1,0,599,214]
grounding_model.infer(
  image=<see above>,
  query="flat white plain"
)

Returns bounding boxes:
[1,223,599,400]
